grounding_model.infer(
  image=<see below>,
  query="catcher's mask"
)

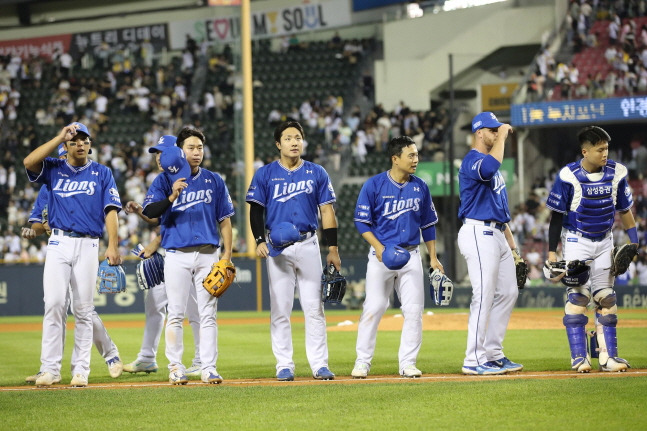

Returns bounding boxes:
[561,262,591,287]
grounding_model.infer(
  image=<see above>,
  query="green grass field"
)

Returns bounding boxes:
[1,309,646,430]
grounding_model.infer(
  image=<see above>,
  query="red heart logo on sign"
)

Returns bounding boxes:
[214,19,230,40]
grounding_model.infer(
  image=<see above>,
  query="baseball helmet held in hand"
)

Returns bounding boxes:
[382,244,410,270]
[97,259,126,294]
[269,222,300,248]
[321,263,347,304]
[136,252,165,290]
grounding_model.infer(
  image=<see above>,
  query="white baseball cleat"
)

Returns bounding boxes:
[351,363,370,379]
[201,370,223,384]
[571,356,592,373]
[169,368,188,385]
[599,357,630,372]
[186,365,202,377]
[70,374,88,387]
[35,372,62,387]
[400,365,422,378]
[123,360,158,374]
[26,371,45,383]
[106,356,123,378]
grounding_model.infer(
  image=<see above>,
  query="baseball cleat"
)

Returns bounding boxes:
[571,356,592,373]
[106,356,123,378]
[123,360,158,374]
[462,361,507,375]
[313,367,335,380]
[201,370,223,384]
[599,357,630,372]
[351,363,370,379]
[400,365,422,378]
[169,368,188,385]
[276,368,294,381]
[492,357,524,372]
[26,371,44,383]
[186,365,202,377]
[35,372,62,387]
[70,374,88,387]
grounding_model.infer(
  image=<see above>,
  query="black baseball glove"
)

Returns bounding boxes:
[512,248,528,290]
[610,243,638,277]
[321,264,346,304]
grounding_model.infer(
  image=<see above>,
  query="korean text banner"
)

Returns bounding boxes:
[511,96,647,127]
[0,34,72,60]
[68,23,169,59]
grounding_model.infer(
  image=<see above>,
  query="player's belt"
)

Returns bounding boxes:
[299,231,315,241]
[462,218,507,232]
[52,228,99,239]
[567,229,609,242]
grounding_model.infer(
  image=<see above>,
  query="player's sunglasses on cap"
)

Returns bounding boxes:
[471,112,504,133]
[160,145,191,181]
[149,135,178,153]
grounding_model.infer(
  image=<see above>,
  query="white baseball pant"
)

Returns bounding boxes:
[267,235,329,374]
[164,246,219,374]
[41,234,99,377]
[458,224,518,367]
[355,246,424,372]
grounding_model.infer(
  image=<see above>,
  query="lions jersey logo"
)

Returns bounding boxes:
[52,179,97,197]
[383,198,421,220]
[172,189,214,211]
[272,180,314,202]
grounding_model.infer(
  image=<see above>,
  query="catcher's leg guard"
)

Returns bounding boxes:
[563,313,591,373]
[595,311,630,372]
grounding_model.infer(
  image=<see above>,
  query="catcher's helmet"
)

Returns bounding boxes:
[269,222,300,248]
[382,244,411,270]
[561,261,591,287]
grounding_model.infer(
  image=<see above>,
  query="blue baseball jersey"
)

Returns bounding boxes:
[458,150,511,223]
[546,160,633,237]
[28,184,49,223]
[143,167,234,250]
[354,171,437,246]
[27,158,122,237]
[246,160,335,233]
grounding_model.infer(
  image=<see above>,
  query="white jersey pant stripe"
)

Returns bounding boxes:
[164,248,218,373]
[137,282,201,365]
[41,235,99,377]
[458,225,518,367]
[267,235,328,374]
[355,246,424,370]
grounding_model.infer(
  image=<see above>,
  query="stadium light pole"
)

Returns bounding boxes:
[446,53,457,279]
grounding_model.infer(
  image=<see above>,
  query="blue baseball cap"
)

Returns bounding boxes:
[148,135,178,153]
[57,144,68,158]
[67,122,91,138]
[160,146,191,181]
[471,112,504,133]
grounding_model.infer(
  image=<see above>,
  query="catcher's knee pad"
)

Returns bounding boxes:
[597,313,618,327]
[566,291,590,308]
[563,313,588,328]
[593,288,616,309]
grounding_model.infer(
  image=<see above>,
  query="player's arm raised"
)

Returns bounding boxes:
[218,216,233,262]
[23,124,78,173]
[320,203,341,270]
[104,209,122,265]
[489,124,513,163]
[125,200,159,226]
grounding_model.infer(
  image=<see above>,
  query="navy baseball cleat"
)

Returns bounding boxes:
[313,367,335,380]
[462,361,507,375]
[276,368,294,381]
[492,357,523,372]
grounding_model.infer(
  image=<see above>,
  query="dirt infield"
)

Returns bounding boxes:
[2,310,647,333]
[2,369,646,392]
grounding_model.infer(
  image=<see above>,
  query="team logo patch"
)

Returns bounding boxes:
[483,231,493,236]
[109,187,119,197]
[49,240,60,245]
[567,237,578,242]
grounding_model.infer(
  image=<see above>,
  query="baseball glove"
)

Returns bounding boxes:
[429,268,453,306]
[511,248,528,290]
[203,259,236,298]
[97,259,126,294]
[610,243,638,277]
[136,252,165,290]
[321,263,347,304]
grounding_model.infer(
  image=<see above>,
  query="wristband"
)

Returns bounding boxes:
[323,228,338,247]
[626,227,638,244]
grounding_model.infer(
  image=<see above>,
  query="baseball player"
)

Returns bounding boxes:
[142,127,234,385]
[23,122,123,387]
[23,144,123,382]
[123,136,202,376]
[546,126,637,372]
[351,136,443,379]
[457,112,523,376]
[246,120,340,381]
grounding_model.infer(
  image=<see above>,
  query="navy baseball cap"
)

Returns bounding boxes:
[160,145,191,181]
[148,135,177,153]
[57,144,68,157]
[471,112,504,133]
